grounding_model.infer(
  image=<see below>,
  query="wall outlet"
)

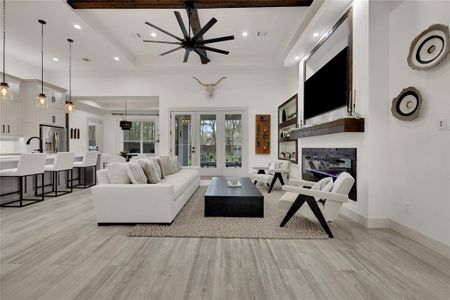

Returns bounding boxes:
[404,202,411,214]
[439,119,450,130]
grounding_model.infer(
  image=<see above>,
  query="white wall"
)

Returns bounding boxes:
[69,109,105,153]
[51,67,298,172]
[386,0,450,246]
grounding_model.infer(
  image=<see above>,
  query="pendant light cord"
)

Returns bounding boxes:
[69,40,71,102]
[2,0,6,83]
[41,21,44,94]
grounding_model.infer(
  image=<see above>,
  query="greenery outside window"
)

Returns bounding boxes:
[123,121,156,154]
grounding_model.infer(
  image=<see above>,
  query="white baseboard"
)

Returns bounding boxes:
[340,206,390,228]
[340,207,450,259]
[390,220,450,259]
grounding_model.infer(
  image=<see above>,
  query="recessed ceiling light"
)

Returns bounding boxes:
[114,56,120,61]
[52,57,59,62]
[313,32,319,37]
[294,56,300,61]
[73,24,82,30]
[242,31,248,37]
[150,32,157,37]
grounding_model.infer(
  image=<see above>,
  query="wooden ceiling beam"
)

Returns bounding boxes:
[67,0,313,9]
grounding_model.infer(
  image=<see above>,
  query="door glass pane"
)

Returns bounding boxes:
[225,114,242,168]
[123,121,141,153]
[142,122,155,154]
[200,114,217,168]
[175,115,192,166]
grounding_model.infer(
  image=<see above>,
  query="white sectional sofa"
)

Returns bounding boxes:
[92,166,200,225]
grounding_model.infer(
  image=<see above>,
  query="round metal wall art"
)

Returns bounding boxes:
[391,87,423,121]
[407,24,450,70]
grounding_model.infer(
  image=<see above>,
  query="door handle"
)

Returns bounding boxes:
[7,125,10,133]
[1,124,4,133]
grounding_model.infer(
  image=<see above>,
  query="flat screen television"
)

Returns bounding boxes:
[304,47,349,121]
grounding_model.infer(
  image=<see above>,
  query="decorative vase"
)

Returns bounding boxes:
[282,109,287,122]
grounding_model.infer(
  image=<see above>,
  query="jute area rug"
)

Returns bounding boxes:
[129,185,328,239]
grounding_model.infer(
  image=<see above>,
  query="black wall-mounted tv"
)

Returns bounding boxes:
[304,47,349,121]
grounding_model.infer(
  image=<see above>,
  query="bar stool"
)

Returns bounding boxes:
[72,151,98,188]
[0,153,46,207]
[38,152,75,197]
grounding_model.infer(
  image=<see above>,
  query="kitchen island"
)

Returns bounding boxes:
[0,153,97,205]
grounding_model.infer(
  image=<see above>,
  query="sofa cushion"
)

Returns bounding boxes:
[106,162,131,184]
[162,168,199,198]
[126,162,148,184]
[311,177,333,201]
[138,159,161,184]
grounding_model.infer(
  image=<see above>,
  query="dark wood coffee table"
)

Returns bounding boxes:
[205,177,264,218]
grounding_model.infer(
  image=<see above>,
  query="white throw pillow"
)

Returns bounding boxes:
[138,159,161,184]
[106,162,131,184]
[126,162,148,184]
[169,156,181,173]
[311,177,334,201]
[159,156,174,176]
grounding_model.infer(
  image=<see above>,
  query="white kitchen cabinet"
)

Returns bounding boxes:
[0,82,22,138]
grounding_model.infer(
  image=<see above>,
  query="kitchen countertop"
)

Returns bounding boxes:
[0,153,87,167]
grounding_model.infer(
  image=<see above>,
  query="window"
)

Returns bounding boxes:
[123,121,156,154]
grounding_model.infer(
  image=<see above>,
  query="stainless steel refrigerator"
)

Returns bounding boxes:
[40,125,67,153]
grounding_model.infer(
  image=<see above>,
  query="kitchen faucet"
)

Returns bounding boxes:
[25,136,43,153]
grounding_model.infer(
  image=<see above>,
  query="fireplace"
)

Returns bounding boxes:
[302,148,357,201]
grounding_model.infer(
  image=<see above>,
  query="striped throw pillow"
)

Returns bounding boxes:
[126,162,148,184]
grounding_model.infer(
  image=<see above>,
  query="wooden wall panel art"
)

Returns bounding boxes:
[255,114,271,154]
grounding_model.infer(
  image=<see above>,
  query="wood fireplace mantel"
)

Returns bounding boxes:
[290,118,365,139]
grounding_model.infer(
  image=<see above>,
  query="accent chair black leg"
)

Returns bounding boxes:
[277,172,285,186]
[253,181,257,185]
[268,176,277,193]
[70,169,73,192]
[305,197,333,238]
[280,194,307,227]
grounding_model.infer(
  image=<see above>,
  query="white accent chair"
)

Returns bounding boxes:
[0,153,46,207]
[250,160,290,193]
[101,153,126,169]
[279,172,355,238]
[73,151,99,188]
[41,152,75,197]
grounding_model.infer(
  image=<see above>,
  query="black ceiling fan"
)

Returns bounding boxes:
[141,1,234,64]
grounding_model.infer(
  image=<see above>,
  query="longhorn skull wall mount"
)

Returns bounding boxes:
[193,76,226,98]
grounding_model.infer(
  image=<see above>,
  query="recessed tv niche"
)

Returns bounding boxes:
[304,46,349,120]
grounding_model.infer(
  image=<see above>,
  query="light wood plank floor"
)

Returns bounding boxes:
[1,189,449,300]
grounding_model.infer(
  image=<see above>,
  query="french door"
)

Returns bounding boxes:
[171,110,247,176]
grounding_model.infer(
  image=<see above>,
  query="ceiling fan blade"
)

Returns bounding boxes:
[160,46,183,56]
[183,49,190,63]
[142,40,181,45]
[174,11,189,39]
[197,35,235,45]
[145,22,183,42]
[196,46,230,55]
[192,17,217,42]
[194,48,211,63]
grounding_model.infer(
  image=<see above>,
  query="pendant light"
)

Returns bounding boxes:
[65,38,74,113]
[120,100,132,130]
[36,19,47,108]
[0,0,11,101]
